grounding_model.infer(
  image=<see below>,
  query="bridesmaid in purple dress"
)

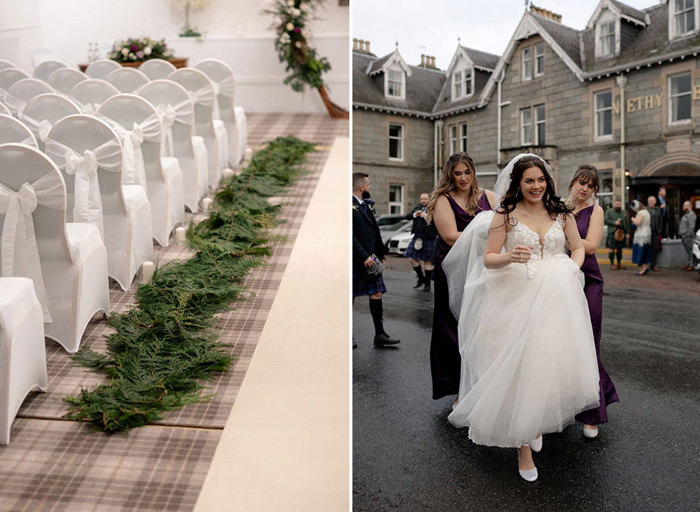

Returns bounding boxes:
[427,153,494,401]
[568,165,619,438]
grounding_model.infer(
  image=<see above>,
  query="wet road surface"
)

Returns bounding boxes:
[353,257,700,511]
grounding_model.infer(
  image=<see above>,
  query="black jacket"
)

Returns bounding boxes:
[353,197,385,270]
[405,204,438,239]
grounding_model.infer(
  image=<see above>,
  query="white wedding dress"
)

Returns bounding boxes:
[446,213,600,448]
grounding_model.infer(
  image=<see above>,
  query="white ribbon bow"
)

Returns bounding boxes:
[44,137,122,239]
[3,92,27,117]
[74,99,101,115]
[0,173,66,322]
[216,75,235,99]
[155,104,176,158]
[20,114,53,144]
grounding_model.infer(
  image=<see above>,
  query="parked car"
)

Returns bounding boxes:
[376,214,407,230]
[386,223,414,255]
[380,219,411,246]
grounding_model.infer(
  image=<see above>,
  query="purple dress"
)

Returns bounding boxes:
[574,205,619,424]
[431,192,491,399]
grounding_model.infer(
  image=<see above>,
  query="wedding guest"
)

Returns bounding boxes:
[568,166,619,439]
[426,153,494,402]
[352,172,400,348]
[648,195,663,272]
[658,186,669,237]
[604,199,629,269]
[446,154,600,482]
[404,193,438,291]
[679,200,697,271]
[631,199,652,275]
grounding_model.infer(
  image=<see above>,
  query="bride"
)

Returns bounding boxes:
[443,154,600,482]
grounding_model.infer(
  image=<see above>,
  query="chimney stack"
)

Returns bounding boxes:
[529,3,562,23]
[353,38,359,51]
[420,54,426,66]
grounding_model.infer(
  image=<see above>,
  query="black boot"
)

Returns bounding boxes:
[412,265,425,288]
[422,269,433,291]
[369,298,400,347]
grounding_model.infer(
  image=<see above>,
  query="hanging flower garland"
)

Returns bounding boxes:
[266,0,348,119]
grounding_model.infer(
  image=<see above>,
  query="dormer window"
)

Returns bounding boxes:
[452,68,473,100]
[599,20,615,56]
[671,0,698,39]
[386,69,404,99]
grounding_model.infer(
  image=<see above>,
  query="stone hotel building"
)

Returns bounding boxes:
[353,0,700,237]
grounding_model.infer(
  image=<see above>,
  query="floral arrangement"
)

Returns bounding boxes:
[109,37,174,63]
[266,0,331,92]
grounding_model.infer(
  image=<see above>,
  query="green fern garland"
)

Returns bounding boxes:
[65,136,316,432]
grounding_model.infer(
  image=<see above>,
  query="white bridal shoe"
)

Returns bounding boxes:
[530,435,543,453]
[518,443,538,482]
[583,425,599,438]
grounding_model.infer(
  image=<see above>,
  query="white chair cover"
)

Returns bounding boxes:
[0,171,65,321]
[45,138,122,238]
[85,59,120,80]
[188,84,228,185]
[0,114,38,146]
[0,277,47,445]
[0,103,9,115]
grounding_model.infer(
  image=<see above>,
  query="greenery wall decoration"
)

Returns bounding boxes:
[266,0,348,119]
[66,136,316,432]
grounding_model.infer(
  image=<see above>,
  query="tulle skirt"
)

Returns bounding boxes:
[447,254,600,447]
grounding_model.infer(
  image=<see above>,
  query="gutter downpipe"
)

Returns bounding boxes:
[616,74,628,207]
[497,71,503,167]
[434,119,444,186]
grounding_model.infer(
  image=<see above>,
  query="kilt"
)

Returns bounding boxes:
[606,230,626,249]
[403,235,437,261]
[353,268,387,297]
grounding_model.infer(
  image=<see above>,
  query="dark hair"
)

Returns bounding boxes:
[568,164,599,195]
[497,156,571,227]
[352,172,369,190]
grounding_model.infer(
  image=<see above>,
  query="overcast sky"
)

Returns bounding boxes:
[352,0,661,69]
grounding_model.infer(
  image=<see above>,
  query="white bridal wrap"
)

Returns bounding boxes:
[443,153,600,447]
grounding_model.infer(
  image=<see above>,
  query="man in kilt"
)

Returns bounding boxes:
[352,172,400,349]
[604,198,629,269]
[403,193,438,291]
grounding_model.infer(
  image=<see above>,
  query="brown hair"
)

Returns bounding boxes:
[427,152,481,219]
[568,164,599,196]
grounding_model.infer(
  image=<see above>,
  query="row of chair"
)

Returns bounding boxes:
[0,57,249,445]
[0,57,247,172]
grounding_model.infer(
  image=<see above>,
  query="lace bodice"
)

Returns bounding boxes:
[505,215,566,260]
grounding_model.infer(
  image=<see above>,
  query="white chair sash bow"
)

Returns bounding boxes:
[3,92,26,117]
[111,115,161,188]
[0,173,65,321]
[155,104,176,158]
[20,115,53,143]
[73,99,101,115]
[45,138,122,238]
[216,75,234,99]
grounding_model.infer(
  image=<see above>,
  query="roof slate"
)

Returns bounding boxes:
[353,51,446,115]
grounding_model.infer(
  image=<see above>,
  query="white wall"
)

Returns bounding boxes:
[0,0,349,112]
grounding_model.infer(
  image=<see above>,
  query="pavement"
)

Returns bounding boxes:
[353,255,700,512]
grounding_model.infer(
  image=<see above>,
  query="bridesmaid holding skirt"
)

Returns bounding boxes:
[568,165,619,438]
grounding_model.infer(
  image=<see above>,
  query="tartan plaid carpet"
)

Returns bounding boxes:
[0,113,348,511]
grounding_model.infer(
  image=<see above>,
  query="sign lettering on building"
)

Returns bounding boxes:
[611,88,700,113]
